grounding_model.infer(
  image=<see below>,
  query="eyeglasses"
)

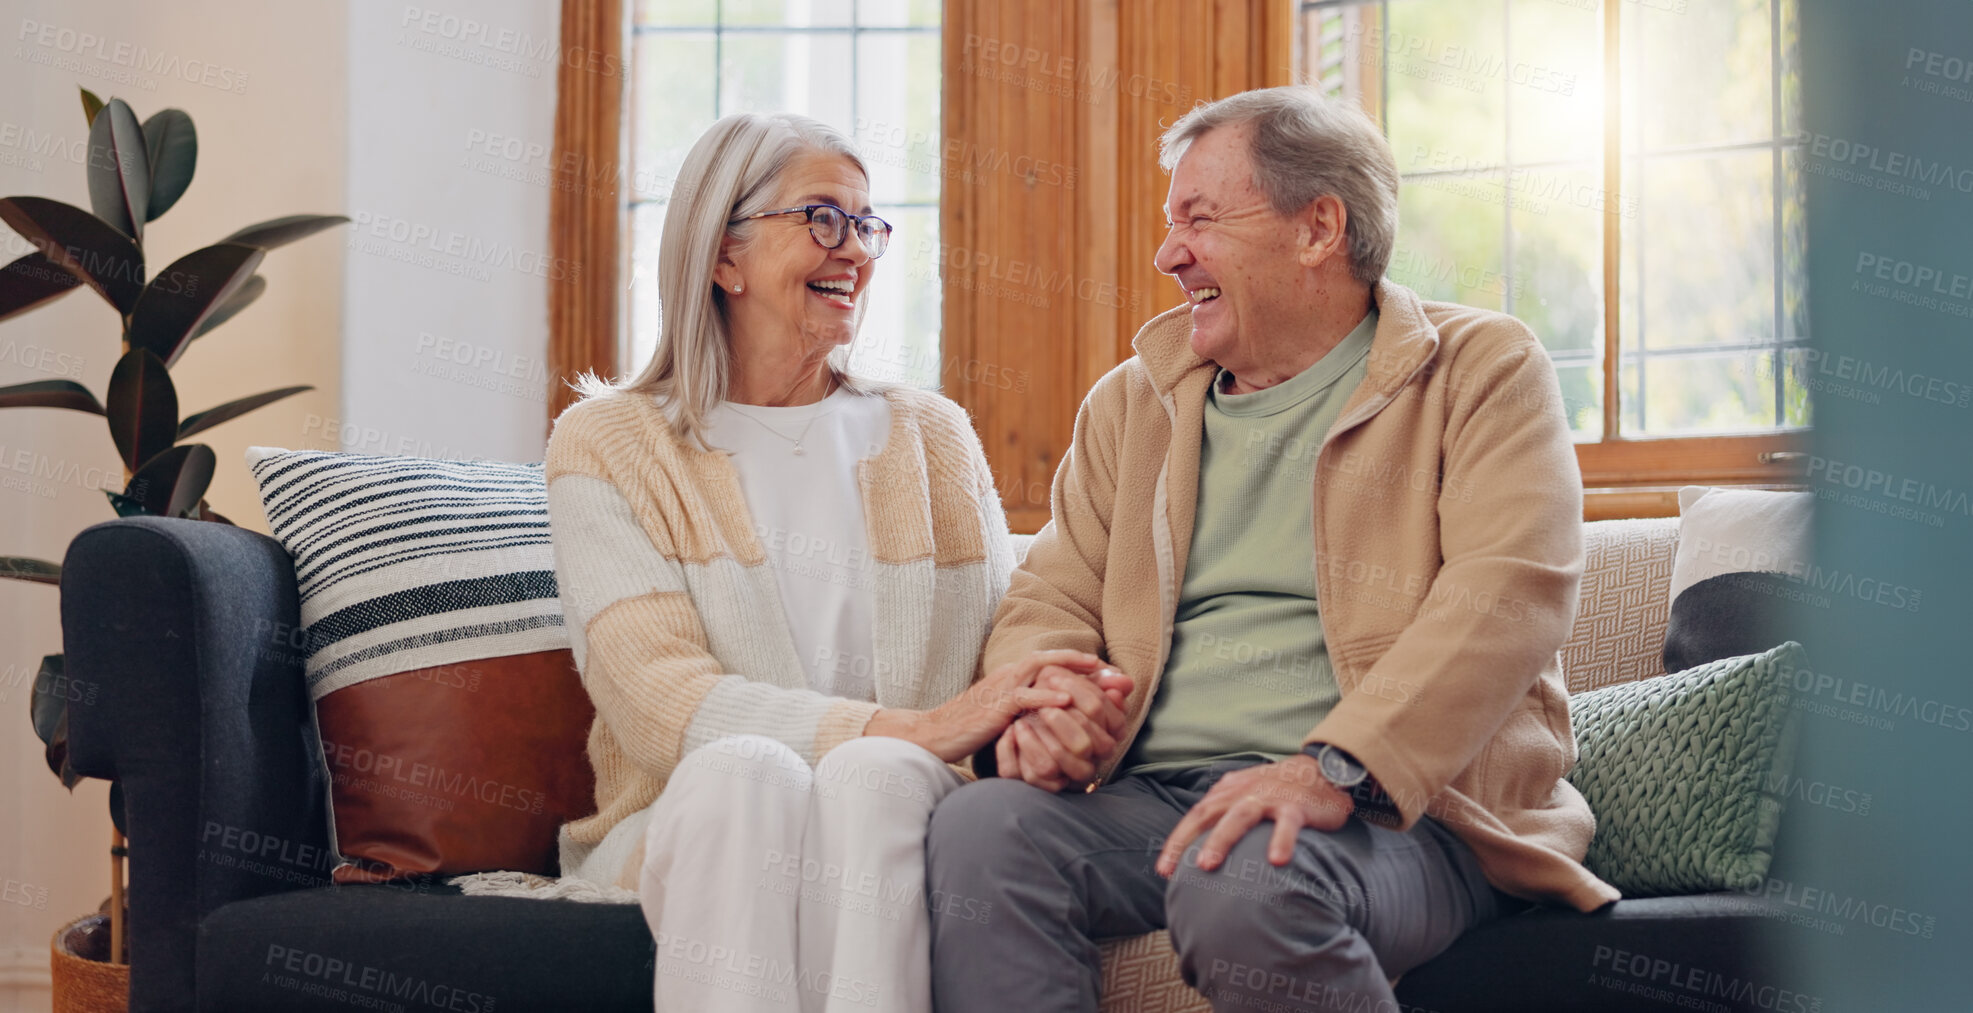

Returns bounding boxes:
[732,203,892,259]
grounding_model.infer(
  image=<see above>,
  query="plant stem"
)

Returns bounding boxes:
[109,826,125,966]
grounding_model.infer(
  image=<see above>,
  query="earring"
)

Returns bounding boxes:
[732,282,744,294]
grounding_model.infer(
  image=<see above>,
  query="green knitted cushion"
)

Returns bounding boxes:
[1566,641,1802,896]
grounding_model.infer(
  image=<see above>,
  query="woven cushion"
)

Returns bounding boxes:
[1560,518,1678,693]
[1566,642,1803,895]
[247,448,594,882]
[1098,931,1209,1013]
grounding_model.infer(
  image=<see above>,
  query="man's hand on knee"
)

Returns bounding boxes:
[1155,757,1353,877]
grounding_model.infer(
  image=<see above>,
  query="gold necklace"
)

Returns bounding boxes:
[725,396,839,455]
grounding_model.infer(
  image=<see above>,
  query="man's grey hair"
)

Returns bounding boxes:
[1159,87,1399,287]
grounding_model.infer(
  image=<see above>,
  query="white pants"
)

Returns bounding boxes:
[640,734,965,1013]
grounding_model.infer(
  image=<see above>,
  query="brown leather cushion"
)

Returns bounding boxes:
[316,650,596,882]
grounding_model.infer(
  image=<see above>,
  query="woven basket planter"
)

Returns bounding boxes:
[50,914,128,1013]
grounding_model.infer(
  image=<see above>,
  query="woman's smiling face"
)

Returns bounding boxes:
[719,151,878,356]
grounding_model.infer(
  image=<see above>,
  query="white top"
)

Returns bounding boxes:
[702,387,893,701]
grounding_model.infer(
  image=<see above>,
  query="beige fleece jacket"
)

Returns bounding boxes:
[984,279,1620,912]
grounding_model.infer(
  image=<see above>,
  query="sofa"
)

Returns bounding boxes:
[63,514,1795,1012]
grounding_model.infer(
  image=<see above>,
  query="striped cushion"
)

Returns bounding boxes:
[246,447,567,698]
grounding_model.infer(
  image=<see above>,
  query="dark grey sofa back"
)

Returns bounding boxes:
[63,516,333,1013]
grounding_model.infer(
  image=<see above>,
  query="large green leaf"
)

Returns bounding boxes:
[0,380,105,415]
[0,557,62,585]
[0,251,84,322]
[125,242,264,366]
[126,443,215,518]
[104,490,147,517]
[31,655,78,788]
[0,196,145,314]
[141,109,196,222]
[223,214,350,250]
[188,273,264,340]
[30,654,64,743]
[178,385,312,439]
[105,347,177,472]
[86,98,150,241]
[46,710,77,789]
[80,88,104,127]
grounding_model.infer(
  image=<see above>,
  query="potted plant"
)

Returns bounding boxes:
[0,86,347,1013]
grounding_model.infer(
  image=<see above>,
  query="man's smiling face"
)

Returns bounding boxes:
[1152,122,1310,374]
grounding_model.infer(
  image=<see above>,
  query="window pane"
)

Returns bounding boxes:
[1624,149,1775,354]
[1781,146,1809,342]
[1384,0,1507,170]
[849,206,941,388]
[856,31,943,205]
[1389,173,1509,313]
[1508,166,1603,350]
[631,34,718,202]
[1624,349,1776,434]
[721,0,854,27]
[1555,363,1603,440]
[1316,0,1804,448]
[1626,0,1773,152]
[1305,7,1381,106]
[1511,164,1605,439]
[1781,345,1813,429]
[1778,0,1803,137]
[634,0,718,27]
[859,0,941,28]
[720,32,856,135]
[1505,0,1601,166]
[627,201,669,376]
[626,7,942,388]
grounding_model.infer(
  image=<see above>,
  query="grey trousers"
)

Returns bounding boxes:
[925,762,1504,1013]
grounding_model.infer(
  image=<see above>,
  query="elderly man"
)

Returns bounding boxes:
[925,87,1619,1012]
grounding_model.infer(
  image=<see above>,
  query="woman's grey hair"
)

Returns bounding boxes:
[1159,87,1399,287]
[577,112,874,446]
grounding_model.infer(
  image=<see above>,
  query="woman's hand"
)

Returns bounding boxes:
[864,650,1110,763]
[998,667,1135,792]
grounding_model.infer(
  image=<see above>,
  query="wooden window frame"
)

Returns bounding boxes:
[546,0,626,430]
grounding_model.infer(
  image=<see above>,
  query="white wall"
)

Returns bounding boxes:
[0,2,348,1010]
[340,2,559,465]
[0,2,558,1009]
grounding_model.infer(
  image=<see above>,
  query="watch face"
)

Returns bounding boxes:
[1318,746,1367,788]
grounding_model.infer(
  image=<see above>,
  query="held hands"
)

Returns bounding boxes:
[995,664,1135,793]
[865,650,1111,763]
[1154,755,1354,877]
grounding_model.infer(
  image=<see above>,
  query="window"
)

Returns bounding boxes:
[1300,0,1806,481]
[625,0,944,387]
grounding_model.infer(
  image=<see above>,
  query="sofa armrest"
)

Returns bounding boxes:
[62,516,333,1013]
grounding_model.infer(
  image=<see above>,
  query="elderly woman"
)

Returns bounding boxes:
[543,113,1128,1013]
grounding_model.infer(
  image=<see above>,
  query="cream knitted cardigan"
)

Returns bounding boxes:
[545,386,1014,849]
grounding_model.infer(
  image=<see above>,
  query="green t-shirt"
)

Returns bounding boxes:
[1124,309,1378,775]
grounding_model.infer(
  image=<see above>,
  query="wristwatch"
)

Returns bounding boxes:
[1302,742,1368,793]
